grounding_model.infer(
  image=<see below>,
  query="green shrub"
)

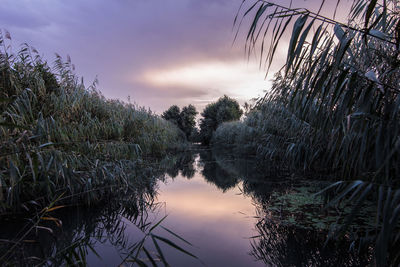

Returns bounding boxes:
[199,95,243,145]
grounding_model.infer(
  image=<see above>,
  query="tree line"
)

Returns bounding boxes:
[161,95,243,145]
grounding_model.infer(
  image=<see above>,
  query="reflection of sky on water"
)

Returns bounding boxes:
[1,151,369,266]
[153,171,264,266]
[85,154,264,266]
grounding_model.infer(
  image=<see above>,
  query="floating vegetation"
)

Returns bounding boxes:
[214,0,400,264]
[195,150,373,266]
[265,185,376,232]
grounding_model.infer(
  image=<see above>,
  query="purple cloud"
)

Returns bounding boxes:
[1,0,351,113]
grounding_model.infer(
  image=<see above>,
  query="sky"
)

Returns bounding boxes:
[0,0,351,114]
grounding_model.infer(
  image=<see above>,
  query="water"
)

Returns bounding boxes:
[151,164,263,266]
[85,153,264,267]
[0,150,369,266]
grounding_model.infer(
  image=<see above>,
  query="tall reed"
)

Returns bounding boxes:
[0,32,186,214]
[217,0,400,264]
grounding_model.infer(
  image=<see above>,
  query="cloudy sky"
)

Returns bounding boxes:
[0,0,350,113]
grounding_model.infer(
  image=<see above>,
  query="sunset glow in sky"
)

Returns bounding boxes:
[138,60,271,104]
[1,0,350,113]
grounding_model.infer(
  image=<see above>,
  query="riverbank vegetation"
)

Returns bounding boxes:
[211,0,400,265]
[198,150,371,265]
[0,32,186,215]
[199,95,243,145]
[162,95,243,145]
[2,0,400,265]
[0,153,199,266]
[162,104,198,140]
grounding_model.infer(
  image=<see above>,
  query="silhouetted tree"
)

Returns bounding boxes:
[199,95,243,145]
[162,104,198,140]
[161,105,181,126]
[180,104,198,139]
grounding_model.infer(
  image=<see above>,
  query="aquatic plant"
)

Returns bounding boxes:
[220,0,400,265]
[250,207,373,267]
[0,31,186,214]
[0,178,197,266]
[198,150,372,265]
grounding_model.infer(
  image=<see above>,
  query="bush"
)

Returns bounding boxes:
[162,104,198,140]
[199,95,242,145]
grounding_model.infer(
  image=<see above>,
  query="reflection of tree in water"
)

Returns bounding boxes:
[164,152,196,179]
[0,159,185,266]
[201,149,371,266]
[198,150,240,192]
[1,185,159,266]
[199,149,281,195]
[2,150,374,266]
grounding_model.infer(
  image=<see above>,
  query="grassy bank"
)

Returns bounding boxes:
[0,33,186,214]
[215,0,400,265]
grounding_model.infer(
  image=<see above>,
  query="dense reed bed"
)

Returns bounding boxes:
[0,32,186,214]
[214,0,400,265]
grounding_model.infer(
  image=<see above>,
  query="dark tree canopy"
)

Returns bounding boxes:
[161,105,181,126]
[162,104,198,140]
[199,95,243,145]
[180,104,197,139]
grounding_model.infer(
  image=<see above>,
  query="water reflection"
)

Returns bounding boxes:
[250,215,370,267]
[195,149,371,266]
[198,151,240,192]
[156,152,262,267]
[164,151,196,179]
[0,150,370,266]
[0,186,159,266]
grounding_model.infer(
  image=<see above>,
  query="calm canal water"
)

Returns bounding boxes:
[1,150,368,266]
[87,153,264,266]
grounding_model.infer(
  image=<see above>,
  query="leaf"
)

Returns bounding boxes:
[39,142,55,148]
[314,181,343,196]
[365,0,377,28]
[327,180,364,207]
[365,70,378,83]
[267,14,293,72]
[44,205,66,213]
[247,4,269,42]
[149,215,168,233]
[369,29,387,39]
[234,1,260,43]
[152,234,197,259]
[161,226,193,246]
[291,19,314,76]
[151,235,169,267]
[35,226,54,235]
[142,247,157,267]
[42,216,62,227]
[87,243,102,260]
[309,24,323,60]
[334,24,345,40]
[286,15,308,74]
